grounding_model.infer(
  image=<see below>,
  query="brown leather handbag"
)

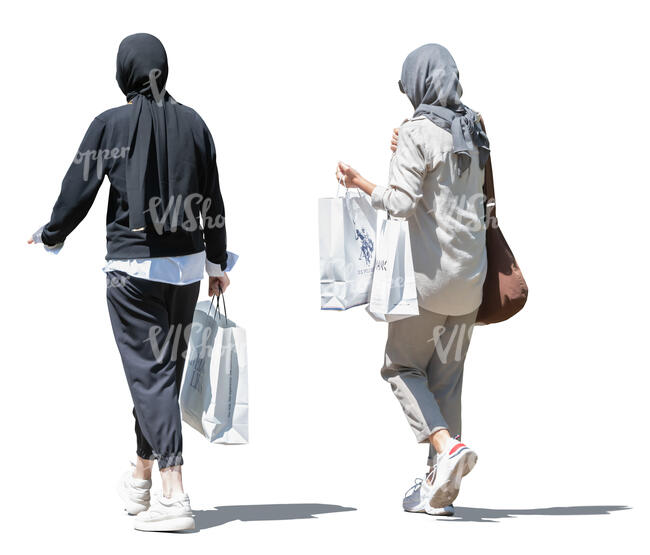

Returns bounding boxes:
[476,135,528,325]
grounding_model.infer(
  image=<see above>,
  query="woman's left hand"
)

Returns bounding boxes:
[391,128,399,152]
[209,273,230,296]
[336,161,361,188]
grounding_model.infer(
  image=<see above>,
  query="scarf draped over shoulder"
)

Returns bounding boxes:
[400,44,489,176]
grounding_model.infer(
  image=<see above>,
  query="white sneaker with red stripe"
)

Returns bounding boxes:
[428,438,478,509]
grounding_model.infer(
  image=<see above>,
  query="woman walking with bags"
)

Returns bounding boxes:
[336,44,489,516]
[28,33,229,531]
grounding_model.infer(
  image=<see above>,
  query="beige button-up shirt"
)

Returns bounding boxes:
[371,116,487,316]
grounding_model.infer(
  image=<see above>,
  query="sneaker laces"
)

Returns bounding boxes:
[404,464,438,498]
[404,477,423,498]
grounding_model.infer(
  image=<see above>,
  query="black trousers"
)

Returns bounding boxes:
[106,271,200,469]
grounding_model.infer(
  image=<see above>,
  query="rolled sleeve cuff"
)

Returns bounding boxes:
[33,224,64,254]
[205,259,224,277]
[371,185,389,211]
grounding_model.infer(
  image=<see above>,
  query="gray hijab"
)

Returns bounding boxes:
[399,44,489,176]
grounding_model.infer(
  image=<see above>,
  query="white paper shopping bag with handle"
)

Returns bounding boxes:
[180,294,248,444]
[367,217,419,322]
[319,185,377,310]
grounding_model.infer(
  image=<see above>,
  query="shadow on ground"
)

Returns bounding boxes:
[192,503,357,531]
[443,505,631,523]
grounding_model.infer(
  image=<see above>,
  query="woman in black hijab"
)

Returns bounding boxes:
[28,33,229,532]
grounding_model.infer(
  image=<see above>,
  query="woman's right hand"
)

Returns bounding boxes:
[336,162,361,188]
[391,128,399,152]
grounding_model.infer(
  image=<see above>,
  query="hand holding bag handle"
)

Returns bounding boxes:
[476,117,528,325]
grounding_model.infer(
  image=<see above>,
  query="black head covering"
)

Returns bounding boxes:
[117,33,198,232]
[116,32,168,101]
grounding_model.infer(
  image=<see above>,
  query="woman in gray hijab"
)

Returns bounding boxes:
[336,44,489,517]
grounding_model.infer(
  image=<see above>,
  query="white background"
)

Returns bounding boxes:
[1,0,648,552]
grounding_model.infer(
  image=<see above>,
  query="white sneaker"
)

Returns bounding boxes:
[403,473,455,516]
[428,504,455,516]
[116,464,151,515]
[134,492,195,532]
[428,438,477,509]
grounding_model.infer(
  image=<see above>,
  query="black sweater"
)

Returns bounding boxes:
[42,103,227,268]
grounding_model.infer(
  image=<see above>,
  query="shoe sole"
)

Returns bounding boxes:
[405,506,455,517]
[116,481,149,515]
[424,506,455,517]
[134,516,195,532]
[429,449,478,509]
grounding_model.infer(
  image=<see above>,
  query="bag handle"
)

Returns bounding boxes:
[336,176,365,230]
[336,176,362,199]
[207,285,228,323]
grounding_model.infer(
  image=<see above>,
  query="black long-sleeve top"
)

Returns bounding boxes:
[42,103,227,268]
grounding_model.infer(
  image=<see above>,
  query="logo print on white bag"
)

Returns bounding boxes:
[188,355,205,393]
[375,258,388,272]
[355,227,375,266]
[186,323,216,393]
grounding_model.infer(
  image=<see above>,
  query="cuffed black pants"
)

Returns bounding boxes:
[106,271,200,469]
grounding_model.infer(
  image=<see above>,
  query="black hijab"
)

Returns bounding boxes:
[116,33,198,232]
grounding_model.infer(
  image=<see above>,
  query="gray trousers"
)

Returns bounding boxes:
[381,308,478,467]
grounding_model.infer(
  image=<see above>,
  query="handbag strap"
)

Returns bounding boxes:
[479,117,497,228]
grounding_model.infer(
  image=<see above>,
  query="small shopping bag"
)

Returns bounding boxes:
[180,294,248,444]
[367,217,419,322]
[319,186,377,310]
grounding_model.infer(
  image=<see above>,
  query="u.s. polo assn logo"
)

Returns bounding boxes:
[355,227,374,266]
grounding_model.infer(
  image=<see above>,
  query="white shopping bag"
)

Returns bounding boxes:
[180,295,248,444]
[367,217,419,322]
[319,188,377,310]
